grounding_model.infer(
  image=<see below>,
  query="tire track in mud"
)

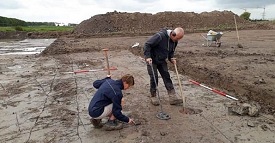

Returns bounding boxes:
[26,56,58,142]
[55,53,106,142]
[25,60,57,143]
[9,56,80,143]
[47,53,108,142]
[67,55,84,143]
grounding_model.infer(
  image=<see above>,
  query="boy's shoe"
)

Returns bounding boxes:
[91,119,103,129]
[102,120,123,131]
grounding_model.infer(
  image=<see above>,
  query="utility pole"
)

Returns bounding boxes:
[257,6,266,20]
[262,6,266,20]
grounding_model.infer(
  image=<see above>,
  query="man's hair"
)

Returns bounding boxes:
[174,27,184,37]
[121,74,135,86]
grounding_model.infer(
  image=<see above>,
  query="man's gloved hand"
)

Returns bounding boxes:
[146,58,152,64]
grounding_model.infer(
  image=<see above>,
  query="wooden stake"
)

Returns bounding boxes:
[102,49,110,75]
[234,15,243,48]
[234,15,240,43]
[172,58,186,111]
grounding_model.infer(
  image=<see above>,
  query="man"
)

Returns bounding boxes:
[88,74,135,131]
[144,27,184,106]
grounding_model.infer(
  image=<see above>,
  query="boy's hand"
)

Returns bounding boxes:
[128,118,134,124]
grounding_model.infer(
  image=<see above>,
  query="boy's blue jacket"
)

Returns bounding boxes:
[88,77,129,123]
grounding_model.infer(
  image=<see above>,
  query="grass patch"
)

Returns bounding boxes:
[0,26,74,32]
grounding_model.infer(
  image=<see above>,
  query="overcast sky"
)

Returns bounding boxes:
[1,0,275,24]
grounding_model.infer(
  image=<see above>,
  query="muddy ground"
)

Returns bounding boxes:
[0,30,275,143]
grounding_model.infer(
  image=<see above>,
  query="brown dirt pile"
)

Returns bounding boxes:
[73,11,249,35]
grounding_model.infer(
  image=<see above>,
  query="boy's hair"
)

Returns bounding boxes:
[121,74,135,86]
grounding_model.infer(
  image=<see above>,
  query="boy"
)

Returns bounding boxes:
[88,74,135,131]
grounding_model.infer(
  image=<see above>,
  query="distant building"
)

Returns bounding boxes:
[68,23,78,27]
[54,22,67,26]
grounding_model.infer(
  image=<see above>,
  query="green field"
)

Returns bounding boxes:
[0,26,74,32]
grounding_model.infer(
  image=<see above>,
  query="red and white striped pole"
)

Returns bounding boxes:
[64,67,117,74]
[189,79,238,101]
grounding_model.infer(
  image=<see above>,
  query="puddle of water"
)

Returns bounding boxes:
[1,52,41,55]
[0,39,56,55]
[7,65,22,70]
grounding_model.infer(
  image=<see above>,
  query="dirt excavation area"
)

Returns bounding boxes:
[0,29,275,143]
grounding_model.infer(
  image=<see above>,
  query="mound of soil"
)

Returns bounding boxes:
[73,11,249,35]
[72,11,275,38]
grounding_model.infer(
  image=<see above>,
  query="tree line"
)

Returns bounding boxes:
[0,16,55,26]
